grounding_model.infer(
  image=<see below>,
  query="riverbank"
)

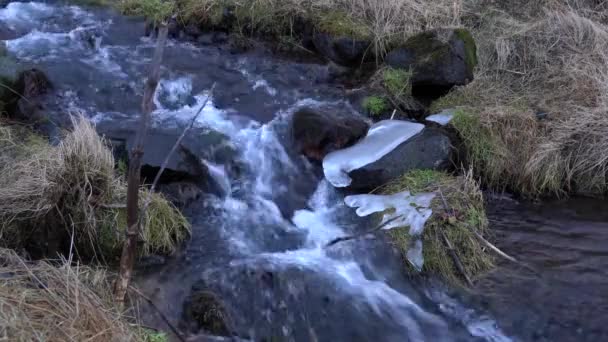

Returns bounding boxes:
[1,0,607,341]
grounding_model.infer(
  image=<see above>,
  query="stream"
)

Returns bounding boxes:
[2,2,607,341]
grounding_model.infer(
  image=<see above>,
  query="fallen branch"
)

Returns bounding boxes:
[325,215,404,248]
[437,188,538,274]
[440,229,474,287]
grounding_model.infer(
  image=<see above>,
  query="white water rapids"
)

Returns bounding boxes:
[1,2,511,340]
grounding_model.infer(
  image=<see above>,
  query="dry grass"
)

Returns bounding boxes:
[126,0,459,55]
[0,248,137,341]
[0,117,190,262]
[429,0,608,196]
[380,169,493,286]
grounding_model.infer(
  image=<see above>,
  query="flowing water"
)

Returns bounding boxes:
[3,2,607,341]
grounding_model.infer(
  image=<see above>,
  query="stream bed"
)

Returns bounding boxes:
[2,2,607,341]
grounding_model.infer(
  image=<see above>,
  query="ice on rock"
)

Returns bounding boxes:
[344,191,435,235]
[322,120,424,187]
[345,191,435,271]
[406,239,424,271]
[426,110,454,126]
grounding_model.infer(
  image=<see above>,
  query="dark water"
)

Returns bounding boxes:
[477,197,608,342]
[3,2,608,342]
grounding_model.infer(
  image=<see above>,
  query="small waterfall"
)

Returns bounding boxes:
[2,2,512,340]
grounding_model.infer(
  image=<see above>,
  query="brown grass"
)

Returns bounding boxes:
[0,248,138,341]
[430,0,608,196]
[0,117,190,261]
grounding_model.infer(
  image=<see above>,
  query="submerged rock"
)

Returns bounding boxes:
[347,127,453,191]
[385,29,477,98]
[291,106,369,161]
[183,287,231,336]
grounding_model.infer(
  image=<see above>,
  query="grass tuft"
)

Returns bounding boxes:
[0,118,190,262]
[0,248,139,341]
[380,169,493,286]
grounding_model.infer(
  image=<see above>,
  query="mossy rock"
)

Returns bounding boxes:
[385,29,477,96]
[379,169,494,286]
[183,289,231,336]
[312,11,373,66]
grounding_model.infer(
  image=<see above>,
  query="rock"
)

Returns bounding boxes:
[347,127,453,191]
[167,17,180,38]
[291,107,369,161]
[385,29,477,97]
[183,287,231,336]
[98,122,238,197]
[184,22,203,39]
[12,69,53,123]
[313,32,371,67]
[157,181,203,207]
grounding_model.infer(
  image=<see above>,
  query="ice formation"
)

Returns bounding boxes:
[344,190,435,270]
[322,120,424,187]
[425,110,454,126]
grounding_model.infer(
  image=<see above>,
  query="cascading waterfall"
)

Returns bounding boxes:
[1,2,511,340]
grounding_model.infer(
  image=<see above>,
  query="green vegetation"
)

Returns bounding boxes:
[317,10,370,39]
[119,0,174,24]
[383,67,412,99]
[0,118,190,262]
[141,330,169,342]
[453,28,478,71]
[362,96,388,116]
[379,169,493,286]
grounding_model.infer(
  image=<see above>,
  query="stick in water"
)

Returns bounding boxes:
[325,215,404,247]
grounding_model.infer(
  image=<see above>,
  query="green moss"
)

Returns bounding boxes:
[141,329,168,342]
[362,96,389,116]
[317,11,371,40]
[383,67,413,99]
[118,0,174,24]
[453,28,478,72]
[380,170,494,286]
[403,31,450,65]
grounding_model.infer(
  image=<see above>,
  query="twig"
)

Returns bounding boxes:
[325,215,404,247]
[438,188,538,274]
[440,229,474,287]
[390,109,397,120]
[128,286,186,342]
[99,203,127,209]
[147,83,216,196]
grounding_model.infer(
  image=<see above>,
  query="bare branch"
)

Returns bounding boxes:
[325,215,404,248]
[114,24,169,304]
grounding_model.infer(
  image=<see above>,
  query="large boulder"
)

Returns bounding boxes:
[385,29,477,97]
[98,121,238,198]
[347,127,453,191]
[291,107,369,161]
